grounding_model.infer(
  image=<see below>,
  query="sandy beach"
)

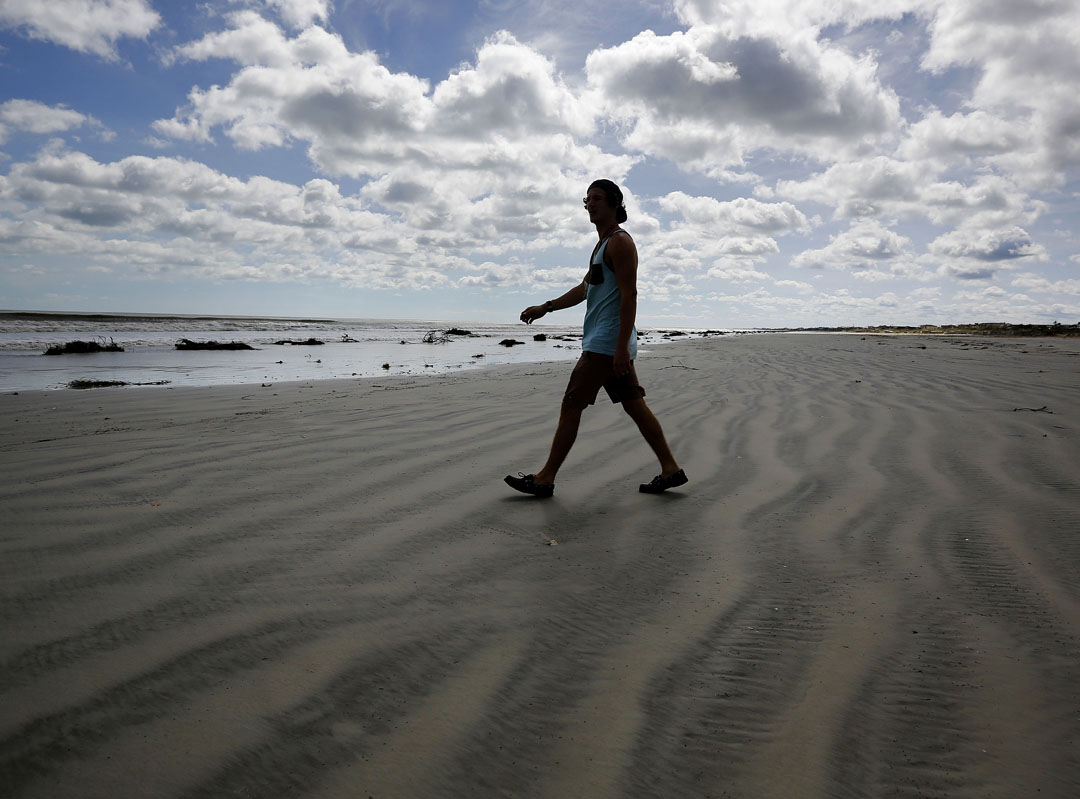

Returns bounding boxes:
[2,333,1078,798]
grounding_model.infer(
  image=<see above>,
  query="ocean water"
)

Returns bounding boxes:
[0,312,720,392]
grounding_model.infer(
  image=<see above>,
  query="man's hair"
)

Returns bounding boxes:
[589,179,627,223]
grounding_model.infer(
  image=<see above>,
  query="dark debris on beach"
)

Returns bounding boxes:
[44,339,124,355]
[68,379,171,389]
[175,339,256,350]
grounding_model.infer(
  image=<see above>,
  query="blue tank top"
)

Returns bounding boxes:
[582,230,637,359]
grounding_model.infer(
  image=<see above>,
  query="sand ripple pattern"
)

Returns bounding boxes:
[2,334,1079,798]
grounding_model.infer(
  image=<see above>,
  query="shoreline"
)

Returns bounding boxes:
[6,327,1076,395]
[0,327,736,394]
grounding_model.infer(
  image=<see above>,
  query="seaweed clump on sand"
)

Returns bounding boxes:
[44,338,124,355]
[175,339,256,350]
[68,379,171,389]
[272,338,324,345]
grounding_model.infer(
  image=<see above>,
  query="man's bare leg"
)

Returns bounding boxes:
[534,402,584,485]
[621,397,681,477]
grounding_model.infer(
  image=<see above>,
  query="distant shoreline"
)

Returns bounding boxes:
[4,311,1076,337]
[762,322,1080,337]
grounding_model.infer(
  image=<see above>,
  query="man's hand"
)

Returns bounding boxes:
[613,347,631,376]
[520,305,547,324]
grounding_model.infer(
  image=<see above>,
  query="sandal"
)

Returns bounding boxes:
[504,472,555,497]
[639,469,688,494]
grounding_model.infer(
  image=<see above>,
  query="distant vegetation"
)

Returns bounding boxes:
[44,338,124,355]
[779,323,1080,337]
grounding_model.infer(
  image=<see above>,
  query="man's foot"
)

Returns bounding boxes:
[639,468,688,493]
[505,473,555,497]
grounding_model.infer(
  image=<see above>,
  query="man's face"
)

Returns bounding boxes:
[584,188,613,224]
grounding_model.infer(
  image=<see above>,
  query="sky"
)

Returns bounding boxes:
[0,0,1078,327]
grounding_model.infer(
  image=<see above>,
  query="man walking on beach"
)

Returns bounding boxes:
[504,179,687,497]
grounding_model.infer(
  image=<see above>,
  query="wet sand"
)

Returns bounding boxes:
[2,333,1079,798]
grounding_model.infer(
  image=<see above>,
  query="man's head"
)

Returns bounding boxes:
[585,179,627,224]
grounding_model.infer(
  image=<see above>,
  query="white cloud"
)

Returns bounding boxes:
[1011,273,1080,296]
[776,157,1038,229]
[672,0,930,36]
[585,24,902,174]
[265,0,330,29]
[929,225,1043,262]
[0,146,431,286]
[457,261,531,288]
[898,109,1027,163]
[705,263,770,282]
[921,0,1080,183]
[157,22,602,183]
[633,191,812,285]
[929,225,1046,280]
[431,31,592,139]
[0,143,625,293]
[0,100,95,143]
[774,279,814,292]
[156,19,634,256]
[2,1,1077,326]
[775,156,928,219]
[791,219,924,280]
[0,0,159,59]
[658,191,809,234]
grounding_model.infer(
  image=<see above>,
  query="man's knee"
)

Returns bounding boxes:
[560,399,586,420]
[621,396,648,418]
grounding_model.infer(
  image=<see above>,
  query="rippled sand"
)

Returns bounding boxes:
[2,334,1078,798]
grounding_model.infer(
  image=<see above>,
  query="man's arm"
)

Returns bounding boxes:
[520,279,588,324]
[607,233,638,375]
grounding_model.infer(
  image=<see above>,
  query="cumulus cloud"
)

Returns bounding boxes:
[929,225,1046,279]
[898,109,1027,163]
[158,21,592,175]
[629,191,813,289]
[921,0,1080,183]
[457,261,531,288]
[0,99,99,143]
[0,0,159,59]
[658,191,809,234]
[775,156,927,218]
[0,143,622,292]
[929,225,1043,261]
[672,0,929,36]
[156,19,631,254]
[265,0,330,29]
[791,219,923,280]
[585,24,902,174]
[3,0,1076,324]
[0,146,440,286]
[1011,273,1080,296]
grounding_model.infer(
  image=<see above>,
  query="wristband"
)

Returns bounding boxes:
[545,300,554,313]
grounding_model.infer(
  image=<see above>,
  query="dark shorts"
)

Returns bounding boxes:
[562,351,646,409]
